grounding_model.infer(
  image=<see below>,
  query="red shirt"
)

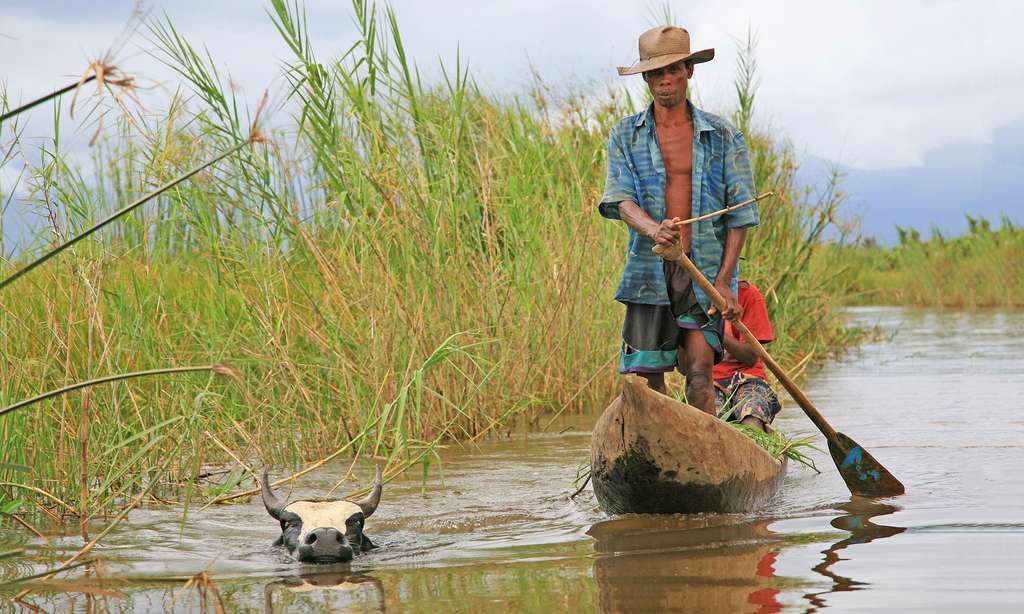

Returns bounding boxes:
[713,281,774,381]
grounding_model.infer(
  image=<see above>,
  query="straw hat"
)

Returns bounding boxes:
[617,26,714,76]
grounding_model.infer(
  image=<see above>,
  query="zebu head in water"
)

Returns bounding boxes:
[259,467,382,563]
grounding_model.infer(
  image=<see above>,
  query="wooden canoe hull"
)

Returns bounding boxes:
[590,376,785,515]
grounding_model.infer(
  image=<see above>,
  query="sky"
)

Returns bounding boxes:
[2,0,1023,243]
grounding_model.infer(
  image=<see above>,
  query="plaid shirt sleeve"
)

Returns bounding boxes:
[598,127,638,221]
[722,129,759,229]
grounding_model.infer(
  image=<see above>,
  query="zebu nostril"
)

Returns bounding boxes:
[305,533,317,545]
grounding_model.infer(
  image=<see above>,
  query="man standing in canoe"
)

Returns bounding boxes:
[599,26,759,415]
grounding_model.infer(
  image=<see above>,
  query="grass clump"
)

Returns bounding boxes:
[838,215,1024,308]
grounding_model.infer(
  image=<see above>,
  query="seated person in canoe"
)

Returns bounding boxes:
[598,25,759,414]
[713,280,781,432]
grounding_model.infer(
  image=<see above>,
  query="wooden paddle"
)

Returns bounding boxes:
[653,242,905,497]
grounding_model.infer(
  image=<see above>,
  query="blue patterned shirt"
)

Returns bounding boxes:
[599,101,758,309]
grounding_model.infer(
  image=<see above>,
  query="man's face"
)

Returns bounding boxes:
[644,60,693,108]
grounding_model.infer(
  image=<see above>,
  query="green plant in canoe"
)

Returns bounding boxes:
[730,424,821,472]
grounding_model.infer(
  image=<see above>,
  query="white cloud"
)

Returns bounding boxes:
[682,0,1024,168]
[2,0,1023,171]
[393,0,1024,169]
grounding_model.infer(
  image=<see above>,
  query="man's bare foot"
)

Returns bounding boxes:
[740,415,768,433]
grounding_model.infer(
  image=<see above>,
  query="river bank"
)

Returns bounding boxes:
[838,215,1024,308]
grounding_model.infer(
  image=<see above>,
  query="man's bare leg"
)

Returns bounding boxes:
[638,372,667,395]
[681,329,715,414]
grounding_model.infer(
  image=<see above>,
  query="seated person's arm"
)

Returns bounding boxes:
[722,330,759,367]
[723,283,774,367]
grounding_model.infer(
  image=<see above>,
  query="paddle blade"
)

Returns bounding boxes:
[827,432,905,497]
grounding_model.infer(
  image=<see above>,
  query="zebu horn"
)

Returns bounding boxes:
[350,465,383,518]
[260,468,286,520]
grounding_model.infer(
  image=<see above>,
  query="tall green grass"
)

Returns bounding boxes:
[838,215,1024,308]
[0,2,857,518]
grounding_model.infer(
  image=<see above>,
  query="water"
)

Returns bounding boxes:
[2,307,1023,612]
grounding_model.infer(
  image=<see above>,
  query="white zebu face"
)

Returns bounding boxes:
[287,500,364,546]
[261,468,382,564]
[278,500,365,563]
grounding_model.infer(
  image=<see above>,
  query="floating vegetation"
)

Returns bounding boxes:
[731,423,821,472]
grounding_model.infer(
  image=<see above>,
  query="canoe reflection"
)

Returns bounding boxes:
[803,497,905,611]
[263,570,384,613]
[588,514,785,613]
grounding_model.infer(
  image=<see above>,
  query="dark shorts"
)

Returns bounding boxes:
[619,259,724,374]
[714,374,782,425]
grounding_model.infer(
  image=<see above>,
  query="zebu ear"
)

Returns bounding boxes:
[348,465,383,518]
[260,468,287,520]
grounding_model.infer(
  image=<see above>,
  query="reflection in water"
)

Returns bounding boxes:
[587,497,908,614]
[588,515,784,613]
[802,497,905,612]
[263,570,385,613]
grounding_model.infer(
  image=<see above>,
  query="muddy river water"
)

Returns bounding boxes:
[3,307,1023,612]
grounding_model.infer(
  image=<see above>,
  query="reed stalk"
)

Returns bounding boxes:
[0,139,253,292]
[0,365,239,418]
[0,76,97,125]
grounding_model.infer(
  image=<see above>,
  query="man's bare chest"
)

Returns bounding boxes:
[655,123,693,177]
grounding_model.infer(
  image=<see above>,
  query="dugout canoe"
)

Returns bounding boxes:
[590,375,786,515]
